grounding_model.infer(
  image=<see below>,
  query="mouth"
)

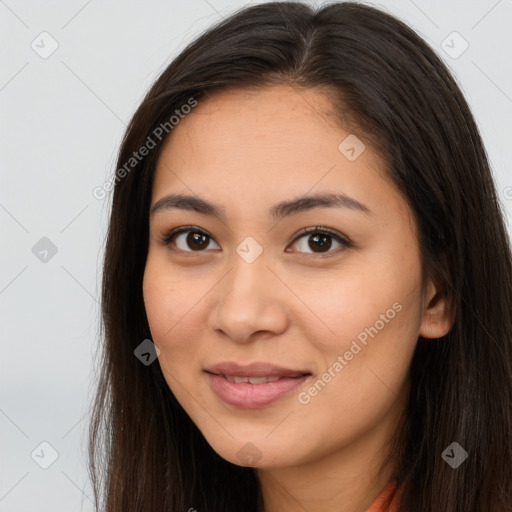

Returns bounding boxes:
[212,374,304,384]
[204,361,311,379]
[204,362,312,408]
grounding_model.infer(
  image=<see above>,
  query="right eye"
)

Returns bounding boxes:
[162,226,221,252]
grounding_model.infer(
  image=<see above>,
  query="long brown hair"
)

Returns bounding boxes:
[88,2,512,510]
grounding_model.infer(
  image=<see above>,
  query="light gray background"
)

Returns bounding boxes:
[1,1,511,510]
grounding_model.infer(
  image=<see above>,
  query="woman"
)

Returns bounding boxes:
[88,2,512,511]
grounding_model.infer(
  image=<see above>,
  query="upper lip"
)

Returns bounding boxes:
[204,362,311,378]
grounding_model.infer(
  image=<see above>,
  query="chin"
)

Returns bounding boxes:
[203,434,296,468]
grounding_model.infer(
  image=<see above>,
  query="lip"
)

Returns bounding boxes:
[204,362,311,408]
[204,361,311,378]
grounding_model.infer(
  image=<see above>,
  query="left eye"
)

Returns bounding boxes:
[288,228,350,255]
[161,226,350,255]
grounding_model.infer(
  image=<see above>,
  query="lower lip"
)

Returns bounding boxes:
[206,373,310,408]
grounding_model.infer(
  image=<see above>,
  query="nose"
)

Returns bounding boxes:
[207,248,288,344]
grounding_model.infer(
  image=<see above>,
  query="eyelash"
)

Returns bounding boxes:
[160,225,351,258]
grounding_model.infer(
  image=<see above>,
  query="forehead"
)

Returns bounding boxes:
[164,86,340,157]
[151,85,408,224]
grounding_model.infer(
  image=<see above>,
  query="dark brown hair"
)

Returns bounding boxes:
[88,2,512,511]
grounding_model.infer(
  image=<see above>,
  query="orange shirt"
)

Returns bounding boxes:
[365,481,402,512]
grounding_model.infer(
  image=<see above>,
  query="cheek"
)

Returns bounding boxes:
[142,258,196,346]
[294,249,423,369]
[295,286,419,439]
[142,256,217,388]
[289,270,405,342]
[142,268,192,396]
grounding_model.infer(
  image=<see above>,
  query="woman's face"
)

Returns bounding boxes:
[143,85,449,471]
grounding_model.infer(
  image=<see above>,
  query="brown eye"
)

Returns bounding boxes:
[287,228,350,256]
[163,228,220,252]
[182,232,210,251]
[162,226,350,256]
[306,233,332,252]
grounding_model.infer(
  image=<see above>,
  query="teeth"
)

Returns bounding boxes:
[248,376,278,384]
[223,375,282,384]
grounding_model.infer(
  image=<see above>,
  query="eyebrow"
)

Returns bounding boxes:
[150,192,372,220]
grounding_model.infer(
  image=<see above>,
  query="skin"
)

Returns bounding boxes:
[142,85,454,512]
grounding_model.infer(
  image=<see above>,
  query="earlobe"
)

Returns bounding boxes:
[418,279,456,339]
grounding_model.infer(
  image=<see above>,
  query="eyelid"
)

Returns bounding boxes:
[160,225,351,255]
[288,226,351,257]
[292,226,350,245]
[161,225,211,246]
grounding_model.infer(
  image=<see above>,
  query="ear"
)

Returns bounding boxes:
[419,276,455,339]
